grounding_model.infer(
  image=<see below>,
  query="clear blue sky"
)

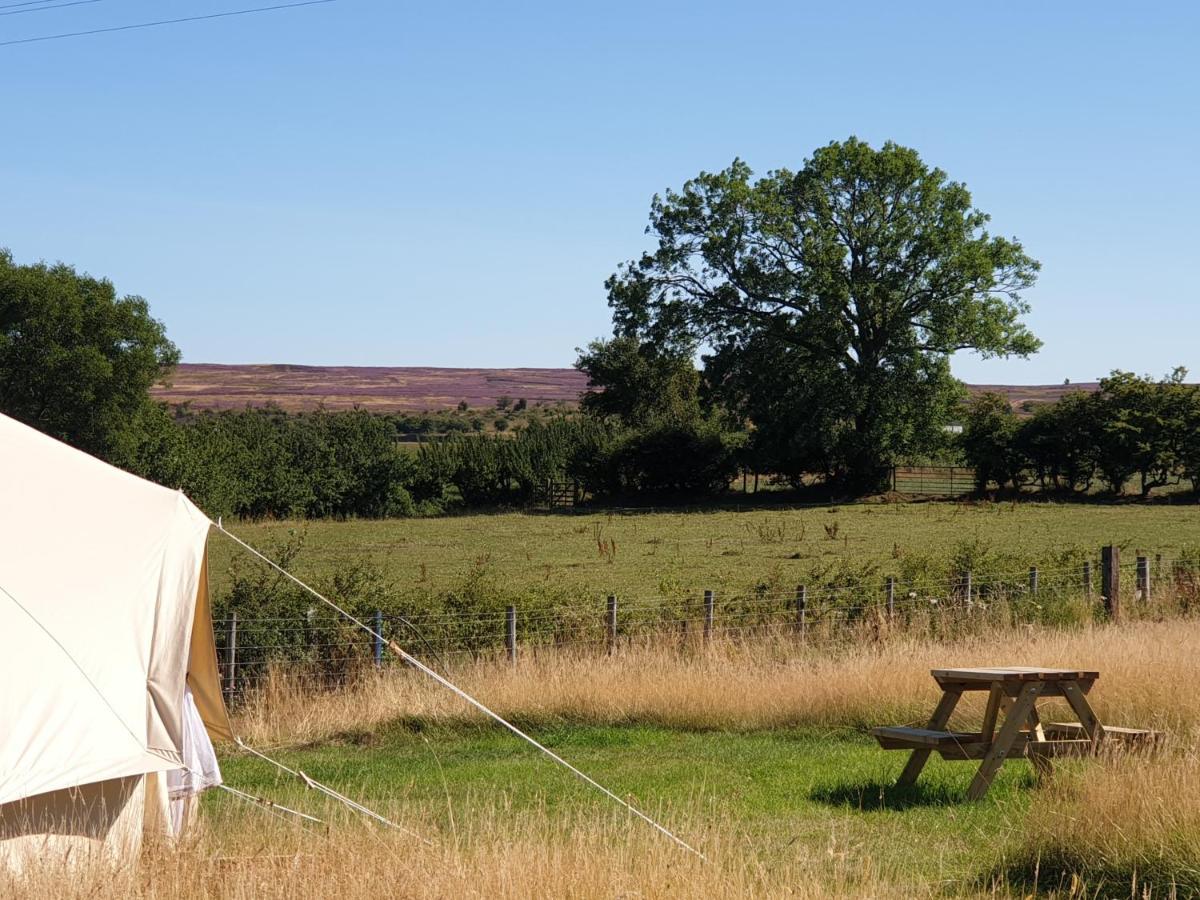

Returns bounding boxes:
[2,1,1196,384]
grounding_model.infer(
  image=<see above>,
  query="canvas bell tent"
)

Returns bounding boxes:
[0,412,232,873]
[0,413,699,869]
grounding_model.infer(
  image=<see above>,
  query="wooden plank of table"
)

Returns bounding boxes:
[897,688,962,787]
[938,739,1015,761]
[932,667,1100,684]
[871,727,985,750]
[1043,722,1157,741]
[1027,739,1095,758]
[966,682,1043,801]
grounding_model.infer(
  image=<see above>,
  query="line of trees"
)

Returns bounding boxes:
[961,370,1200,496]
[115,404,744,519]
[6,138,1195,516]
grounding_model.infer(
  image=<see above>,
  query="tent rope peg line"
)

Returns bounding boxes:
[234,737,432,845]
[217,783,326,827]
[214,520,707,861]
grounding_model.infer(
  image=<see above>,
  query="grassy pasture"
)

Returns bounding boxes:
[10,618,1200,898]
[214,724,1038,888]
[209,616,1200,897]
[209,499,1200,604]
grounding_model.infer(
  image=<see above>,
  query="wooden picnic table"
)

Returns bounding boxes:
[869,667,1151,800]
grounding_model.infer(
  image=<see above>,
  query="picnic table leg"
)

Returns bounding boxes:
[897,689,962,787]
[1023,703,1053,781]
[1060,681,1104,751]
[966,683,1043,801]
[980,684,1004,742]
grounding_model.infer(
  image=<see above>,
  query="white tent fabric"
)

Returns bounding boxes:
[0,412,229,869]
[167,688,223,835]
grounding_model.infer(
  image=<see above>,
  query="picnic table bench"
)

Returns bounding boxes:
[870,667,1159,800]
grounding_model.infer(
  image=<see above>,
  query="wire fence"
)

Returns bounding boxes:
[212,548,1200,701]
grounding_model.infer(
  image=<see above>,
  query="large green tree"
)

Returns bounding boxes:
[0,249,179,457]
[606,138,1041,487]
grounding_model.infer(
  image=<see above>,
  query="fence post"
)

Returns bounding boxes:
[1029,566,1039,595]
[962,571,973,605]
[885,577,895,621]
[226,612,237,697]
[795,585,807,636]
[606,595,617,654]
[505,604,517,667]
[1101,545,1120,621]
[373,610,383,668]
[1083,561,1092,599]
[1136,555,1149,602]
[703,590,714,645]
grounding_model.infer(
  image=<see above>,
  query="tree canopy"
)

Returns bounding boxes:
[0,249,179,457]
[606,137,1041,486]
[574,335,702,428]
[960,370,1200,496]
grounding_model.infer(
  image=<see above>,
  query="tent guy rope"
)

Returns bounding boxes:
[216,783,326,827]
[213,518,706,860]
[234,737,432,845]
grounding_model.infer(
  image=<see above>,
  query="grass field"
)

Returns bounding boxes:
[11,501,1197,897]
[208,499,1200,606]
[205,616,1200,897]
[10,618,1200,898]
[215,724,1040,886]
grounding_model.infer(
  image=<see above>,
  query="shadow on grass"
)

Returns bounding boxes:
[808,778,968,811]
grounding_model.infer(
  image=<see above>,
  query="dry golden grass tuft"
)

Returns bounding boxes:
[1002,740,1200,894]
[2,807,944,900]
[233,618,1200,747]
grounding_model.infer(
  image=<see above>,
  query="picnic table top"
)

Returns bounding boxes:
[931,666,1100,683]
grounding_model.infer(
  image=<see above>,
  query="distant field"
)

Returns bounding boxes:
[154,363,1102,413]
[209,499,1200,605]
[152,363,589,411]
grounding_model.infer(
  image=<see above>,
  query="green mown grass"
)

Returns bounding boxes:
[212,723,1046,889]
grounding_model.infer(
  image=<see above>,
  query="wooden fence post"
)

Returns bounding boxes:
[1083,561,1092,599]
[885,577,895,621]
[1029,566,1039,595]
[962,571,973,605]
[373,610,383,668]
[226,612,237,697]
[703,590,714,645]
[795,585,807,637]
[1101,545,1120,621]
[606,595,617,654]
[1136,556,1149,602]
[505,604,517,667]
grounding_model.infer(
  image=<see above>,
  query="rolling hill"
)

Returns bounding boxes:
[151,363,1098,413]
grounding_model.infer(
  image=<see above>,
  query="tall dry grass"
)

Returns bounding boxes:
[1,805,959,900]
[233,617,1200,747]
[8,616,1200,898]
[220,617,1200,896]
[1002,742,1200,894]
